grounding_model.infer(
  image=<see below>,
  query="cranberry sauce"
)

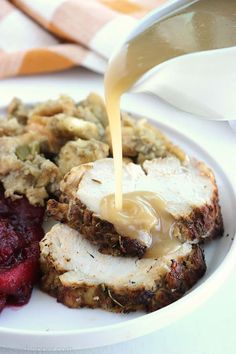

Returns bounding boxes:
[0,186,45,312]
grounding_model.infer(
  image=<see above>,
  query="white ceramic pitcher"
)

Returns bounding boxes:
[122,0,236,122]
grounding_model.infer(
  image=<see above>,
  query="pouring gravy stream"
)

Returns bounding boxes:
[101,0,236,257]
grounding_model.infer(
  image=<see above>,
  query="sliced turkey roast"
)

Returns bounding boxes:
[40,223,206,313]
[47,157,223,257]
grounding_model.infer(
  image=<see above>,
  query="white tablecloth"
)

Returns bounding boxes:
[0,68,235,354]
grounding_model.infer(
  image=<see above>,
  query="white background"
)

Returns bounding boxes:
[0,68,236,354]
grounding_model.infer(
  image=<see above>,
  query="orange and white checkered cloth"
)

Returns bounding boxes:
[0,0,167,79]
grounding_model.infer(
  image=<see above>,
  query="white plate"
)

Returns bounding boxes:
[0,117,235,352]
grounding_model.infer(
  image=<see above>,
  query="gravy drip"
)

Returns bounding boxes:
[104,0,236,209]
[103,0,236,256]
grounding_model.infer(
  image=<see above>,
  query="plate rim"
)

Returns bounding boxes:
[0,114,235,350]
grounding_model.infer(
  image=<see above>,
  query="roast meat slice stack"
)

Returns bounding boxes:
[41,157,223,312]
[47,157,223,257]
[40,223,206,313]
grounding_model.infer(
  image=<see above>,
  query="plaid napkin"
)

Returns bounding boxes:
[0,0,167,79]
